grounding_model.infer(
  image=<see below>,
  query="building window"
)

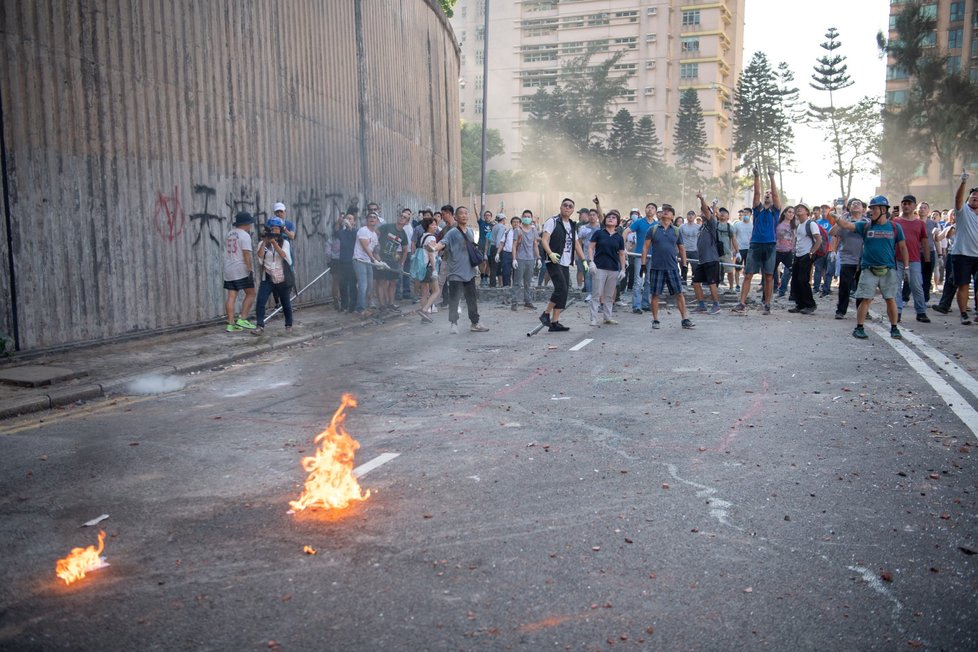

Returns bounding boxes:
[921,3,937,20]
[521,18,558,36]
[948,28,963,49]
[475,75,483,89]
[524,0,558,11]
[460,101,466,114]
[522,44,558,63]
[614,36,638,49]
[921,31,937,47]
[620,89,637,102]
[947,55,961,72]
[886,65,908,80]
[562,15,585,28]
[476,49,484,64]
[973,38,978,57]
[475,99,483,115]
[681,37,700,52]
[561,41,584,55]
[971,67,978,84]
[680,63,699,80]
[682,10,701,26]
[950,2,965,22]
[614,10,639,22]
[886,90,908,104]
[889,15,898,30]
[521,69,558,88]
[613,62,637,72]
[588,12,609,26]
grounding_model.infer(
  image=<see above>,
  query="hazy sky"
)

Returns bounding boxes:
[742,0,890,203]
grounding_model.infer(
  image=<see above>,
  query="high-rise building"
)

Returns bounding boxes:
[883,0,978,200]
[451,0,746,180]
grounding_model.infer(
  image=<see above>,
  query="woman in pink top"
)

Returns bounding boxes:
[775,206,797,298]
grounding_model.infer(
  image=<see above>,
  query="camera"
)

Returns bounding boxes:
[262,229,283,243]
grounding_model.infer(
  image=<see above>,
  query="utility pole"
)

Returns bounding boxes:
[478,0,489,227]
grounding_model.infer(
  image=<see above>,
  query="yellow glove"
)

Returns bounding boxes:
[582,260,590,273]
[548,252,560,265]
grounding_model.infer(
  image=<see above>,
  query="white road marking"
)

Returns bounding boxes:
[569,338,593,351]
[896,329,978,401]
[353,452,400,478]
[666,464,742,531]
[868,324,978,439]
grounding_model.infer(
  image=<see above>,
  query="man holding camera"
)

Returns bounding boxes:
[252,217,294,334]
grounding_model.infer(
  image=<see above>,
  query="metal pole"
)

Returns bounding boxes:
[265,267,331,322]
[478,0,490,220]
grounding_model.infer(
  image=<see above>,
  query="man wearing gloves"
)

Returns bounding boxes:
[539,198,587,332]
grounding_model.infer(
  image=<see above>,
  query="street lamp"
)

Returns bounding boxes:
[478,0,489,228]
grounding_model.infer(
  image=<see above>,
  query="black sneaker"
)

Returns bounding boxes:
[800,307,815,315]
[834,312,845,320]
[852,325,868,339]
[681,318,695,329]
[539,312,551,327]
[962,313,972,325]
[931,304,950,314]
[890,325,902,339]
[916,313,931,323]
[548,321,570,332]
[788,306,801,313]
[632,308,643,314]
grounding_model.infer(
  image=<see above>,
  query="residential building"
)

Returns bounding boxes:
[883,0,978,202]
[451,0,746,181]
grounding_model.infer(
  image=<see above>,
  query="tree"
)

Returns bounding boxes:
[460,121,504,195]
[830,97,884,200]
[606,109,637,160]
[437,0,457,18]
[878,1,978,191]
[809,27,856,199]
[732,52,781,174]
[632,115,664,189]
[674,88,709,183]
[772,61,802,192]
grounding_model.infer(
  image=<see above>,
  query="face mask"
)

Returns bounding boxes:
[522,217,532,225]
[743,216,750,222]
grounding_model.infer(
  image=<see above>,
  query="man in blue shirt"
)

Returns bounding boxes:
[812,203,835,296]
[733,167,780,315]
[835,195,908,340]
[629,205,656,313]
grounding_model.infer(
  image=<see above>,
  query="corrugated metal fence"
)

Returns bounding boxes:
[0,0,460,351]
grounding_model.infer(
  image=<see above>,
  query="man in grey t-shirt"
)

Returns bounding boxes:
[427,206,490,334]
[829,198,868,318]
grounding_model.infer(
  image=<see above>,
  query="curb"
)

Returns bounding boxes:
[0,314,407,421]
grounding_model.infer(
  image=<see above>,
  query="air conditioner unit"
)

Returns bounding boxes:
[646,33,657,43]
[644,87,656,96]
[645,60,656,69]
[647,7,657,16]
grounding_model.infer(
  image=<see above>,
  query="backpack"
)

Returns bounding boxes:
[410,234,433,280]
[807,221,829,257]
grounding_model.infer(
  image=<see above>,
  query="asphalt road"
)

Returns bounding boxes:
[2,294,977,651]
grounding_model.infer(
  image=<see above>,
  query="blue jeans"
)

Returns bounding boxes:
[896,261,926,315]
[576,258,592,294]
[256,279,293,327]
[354,260,373,311]
[776,251,793,295]
[631,258,650,309]
[500,251,513,287]
[813,255,834,293]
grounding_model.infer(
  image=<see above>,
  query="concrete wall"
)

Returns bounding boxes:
[0,0,460,351]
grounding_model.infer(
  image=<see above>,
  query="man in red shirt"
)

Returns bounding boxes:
[893,194,931,323]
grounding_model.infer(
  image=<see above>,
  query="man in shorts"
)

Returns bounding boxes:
[691,193,721,315]
[640,204,694,330]
[950,173,978,325]
[223,212,257,332]
[733,167,780,315]
[835,196,908,340]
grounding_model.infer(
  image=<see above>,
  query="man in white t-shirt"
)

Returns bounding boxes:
[539,198,587,332]
[398,208,415,301]
[353,212,383,313]
[951,172,978,324]
[223,212,257,332]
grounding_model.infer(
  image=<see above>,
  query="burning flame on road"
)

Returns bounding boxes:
[56,530,107,585]
[289,393,370,512]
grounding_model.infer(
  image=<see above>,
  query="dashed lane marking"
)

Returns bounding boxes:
[868,324,978,440]
[569,338,593,352]
[353,452,400,478]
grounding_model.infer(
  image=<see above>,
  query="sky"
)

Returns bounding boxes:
[742,0,890,204]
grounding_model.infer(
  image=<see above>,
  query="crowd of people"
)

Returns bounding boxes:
[219,172,978,339]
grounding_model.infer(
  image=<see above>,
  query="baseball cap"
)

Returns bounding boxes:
[901,195,917,204]
[273,202,286,213]
[234,212,254,226]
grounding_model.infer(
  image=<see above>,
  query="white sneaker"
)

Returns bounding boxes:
[450,322,458,334]
[585,294,592,302]
[590,319,598,326]
[431,305,438,313]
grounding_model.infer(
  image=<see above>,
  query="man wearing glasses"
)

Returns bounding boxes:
[539,198,587,332]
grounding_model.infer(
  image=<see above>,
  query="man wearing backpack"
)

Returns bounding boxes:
[691,192,722,315]
[812,204,835,296]
[640,204,694,330]
[716,207,739,292]
[787,203,821,315]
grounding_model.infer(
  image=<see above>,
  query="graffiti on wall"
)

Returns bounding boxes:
[153,187,187,242]
[188,184,225,248]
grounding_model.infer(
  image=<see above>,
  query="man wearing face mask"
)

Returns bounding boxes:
[510,210,539,310]
[835,195,908,339]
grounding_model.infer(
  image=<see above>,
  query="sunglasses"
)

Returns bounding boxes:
[561,203,574,208]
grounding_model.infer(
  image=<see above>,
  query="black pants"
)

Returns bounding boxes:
[546,262,571,310]
[487,246,499,287]
[791,253,816,310]
[921,259,934,302]
[256,279,293,327]
[836,264,862,315]
[937,254,957,311]
[335,259,356,311]
[447,278,480,325]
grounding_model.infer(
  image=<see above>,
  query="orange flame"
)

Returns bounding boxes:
[289,393,370,512]
[303,545,318,555]
[55,530,106,585]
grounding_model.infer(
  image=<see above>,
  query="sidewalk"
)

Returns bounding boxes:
[0,301,404,420]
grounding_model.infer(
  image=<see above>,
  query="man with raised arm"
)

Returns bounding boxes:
[951,172,978,325]
[733,167,781,315]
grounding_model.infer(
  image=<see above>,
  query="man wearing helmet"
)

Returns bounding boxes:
[835,195,909,340]
[951,173,978,325]
[252,217,294,334]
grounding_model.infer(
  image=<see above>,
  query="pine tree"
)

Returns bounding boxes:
[674,88,709,179]
[634,115,664,168]
[772,61,802,192]
[732,52,780,173]
[809,27,855,199]
[607,109,637,160]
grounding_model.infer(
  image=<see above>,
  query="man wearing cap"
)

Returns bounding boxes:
[628,205,655,313]
[950,173,978,325]
[223,212,257,332]
[835,196,907,340]
[893,194,931,323]
[679,210,701,284]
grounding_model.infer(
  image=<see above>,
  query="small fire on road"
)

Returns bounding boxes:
[56,530,108,585]
[289,393,370,513]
